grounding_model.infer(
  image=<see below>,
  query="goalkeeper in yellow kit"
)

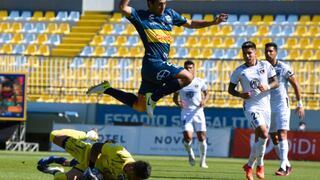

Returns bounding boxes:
[37,128,151,180]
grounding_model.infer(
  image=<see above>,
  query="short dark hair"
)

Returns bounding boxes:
[242,41,256,50]
[265,42,278,52]
[134,161,151,179]
[184,60,194,69]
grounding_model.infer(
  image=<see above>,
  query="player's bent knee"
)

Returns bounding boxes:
[54,172,67,180]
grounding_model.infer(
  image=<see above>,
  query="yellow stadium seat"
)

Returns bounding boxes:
[194,27,209,36]
[38,45,50,56]
[311,15,320,25]
[223,37,236,48]
[58,23,70,34]
[311,38,320,49]
[312,50,320,60]
[169,47,176,58]
[181,13,191,20]
[263,15,274,25]
[283,37,298,49]
[0,44,13,54]
[209,26,220,36]
[31,11,43,21]
[204,14,214,21]
[35,34,48,44]
[298,15,311,25]
[220,25,233,36]
[11,33,24,43]
[202,48,213,58]
[46,23,58,33]
[44,11,55,21]
[11,22,22,33]
[114,36,127,46]
[256,25,269,36]
[0,10,8,20]
[300,49,314,60]
[172,26,184,36]
[100,24,113,35]
[90,35,104,46]
[286,49,301,60]
[24,44,38,55]
[211,37,223,48]
[261,37,272,47]
[0,22,10,32]
[299,38,311,49]
[118,47,129,57]
[189,48,202,59]
[185,36,199,47]
[110,12,123,22]
[293,25,308,36]
[130,46,143,57]
[250,37,261,47]
[199,36,212,48]
[92,46,106,56]
[250,15,262,25]
[309,26,320,37]
[123,24,137,35]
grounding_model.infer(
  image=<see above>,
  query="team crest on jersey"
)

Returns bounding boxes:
[165,15,172,23]
[258,68,265,74]
[250,78,261,89]
[156,70,170,80]
[195,84,199,88]
[186,91,194,98]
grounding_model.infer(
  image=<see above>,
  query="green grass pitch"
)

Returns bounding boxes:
[0,151,319,180]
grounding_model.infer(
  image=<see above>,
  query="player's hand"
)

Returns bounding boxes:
[296,106,305,120]
[240,92,250,99]
[214,13,228,24]
[199,100,206,107]
[257,84,270,92]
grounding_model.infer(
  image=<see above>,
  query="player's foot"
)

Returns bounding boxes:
[145,93,156,118]
[86,81,111,95]
[86,128,99,142]
[286,166,293,176]
[188,154,195,166]
[256,165,265,179]
[275,167,287,176]
[200,163,208,168]
[243,163,254,180]
[38,156,67,167]
[37,165,64,175]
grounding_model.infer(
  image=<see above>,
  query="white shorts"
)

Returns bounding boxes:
[269,109,291,133]
[181,109,206,132]
[244,110,271,130]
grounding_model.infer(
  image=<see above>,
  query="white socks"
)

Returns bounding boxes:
[248,142,257,167]
[279,140,290,169]
[273,144,280,158]
[184,140,195,158]
[199,140,207,165]
[256,137,267,167]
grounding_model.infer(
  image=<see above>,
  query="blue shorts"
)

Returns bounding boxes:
[138,58,184,95]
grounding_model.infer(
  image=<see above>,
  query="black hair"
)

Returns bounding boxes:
[242,41,256,50]
[184,60,194,69]
[134,161,152,179]
[265,42,278,52]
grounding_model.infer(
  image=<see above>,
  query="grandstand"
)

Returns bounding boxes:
[0,9,319,109]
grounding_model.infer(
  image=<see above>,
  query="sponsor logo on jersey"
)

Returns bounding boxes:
[250,78,261,89]
[145,29,173,44]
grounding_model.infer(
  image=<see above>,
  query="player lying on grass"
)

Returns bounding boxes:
[37,128,151,180]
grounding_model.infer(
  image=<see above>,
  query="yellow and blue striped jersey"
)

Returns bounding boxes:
[127,8,187,61]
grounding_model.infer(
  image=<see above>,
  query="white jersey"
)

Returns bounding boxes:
[230,60,276,112]
[270,61,293,112]
[178,77,207,110]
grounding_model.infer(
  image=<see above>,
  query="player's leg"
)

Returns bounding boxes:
[194,111,208,168]
[50,129,98,147]
[269,112,280,158]
[86,80,139,109]
[182,111,195,166]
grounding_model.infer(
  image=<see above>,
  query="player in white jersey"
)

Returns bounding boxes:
[265,42,305,176]
[173,60,209,168]
[228,41,279,180]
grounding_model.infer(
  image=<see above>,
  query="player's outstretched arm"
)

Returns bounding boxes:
[183,13,228,29]
[200,90,209,107]
[88,143,104,168]
[173,92,183,108]
[288,75,305,120]
[119,0,132,17]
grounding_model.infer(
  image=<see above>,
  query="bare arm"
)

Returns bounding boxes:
[88,143,104,168]
[173,92,182,108]
[119,0,132,17]
[183,13,228,29]
[288,74,305,120]
[228,82,250,99]
[258,75,279,92]
[200,90,209,107]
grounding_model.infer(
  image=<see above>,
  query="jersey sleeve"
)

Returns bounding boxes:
[126,8,140,24]
[168,8,187,26]
[283,64,294,79]
[201,78,208,91]
[267,62,277,78]
[230,68,240,85]
[101,143,134,164]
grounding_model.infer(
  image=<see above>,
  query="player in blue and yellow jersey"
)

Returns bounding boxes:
[37,129,151,180]
[86,0,228,118]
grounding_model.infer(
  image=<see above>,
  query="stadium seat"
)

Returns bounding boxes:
[226,14,238,24]
[287,14,298,24]
[256,25,269,36]
[130,46,143,57]
[293,25,308,37]
[22,23,34,33]
[47,34,61,45]
[21,11,32,20]
[260,37,272,48]
[183,28,195,36]
[250,15,262,25]
[114,36,127,46]
[208,25,220,35]
[90,35,104,46]
[309,26,320,37]
[223,37,236,48]
[263,15,274,25]
[194,27,209,36]
[113,24,125,35]
[169,47,176,58]
[311,38,320,49]
[11,33,24,43]
[8,10,20,20]
[185,36,199,47]
[202,48,213,58]
[172,26,184,36]
[181,13,191,20]
[127,36,140,47]
[282,25,295,36]
[232,25,245,36]
[298,15,311,25]
[100,24,113,35]
[275,14,286,24]
[235,37,248,48]
[286,49,301,60]
[12,44,26,54]
[38,45,50,56]
[212,48,225,59]
[273,37,285,48]
[105,47,117,57]
[31,11,44,21]
[0,44,13,54]
[300,49,314,60]
[311,15,320,25]
[44,11,55,21]
[0,33,12,43]
[203,14,214,21]
[245,25,257,36]
[10,22,22,33]
[123,24,137,35]
[0,22,10,32]
[284,37,298,49]
[92,46,106,56]
[199,36,212,48]
[220,25,233,36]
[189,48,202,58]
[192,14,203,20]
[299,37,311,49]
[250,37,261,47]
[269,25,282,36]
[56,11,68,21]
[103,35,116,46]
[58,23,70,34]
[24,44,38,55]
[35,34,48,44]
[211,37,223,48]
[224,48,239,59]
[23,33,36,44]
[46,23,58,33]
[117,47,130,57]
[34,23,46,33]
[110,12,124,22]
[277,49,288,60]
[68,11,80,21]
[0,10,8,20]
[238,14,250,24]
[175,47,188,58]
[80,46,93,56]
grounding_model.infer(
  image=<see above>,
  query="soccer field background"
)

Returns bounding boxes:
[0,151,319,180]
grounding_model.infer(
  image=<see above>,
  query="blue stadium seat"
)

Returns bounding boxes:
[212,48,225,59]
[282,25,295,36]
[273,37,285,48]
[287,14,298,24]
[80,46,93,56]
[173,36,186,47]
[105,47,117,57]
[232,25,245,36]
[245,25,258,36]
[224,49,238,59]
[183,28,195,35]
[8,10,19,20]
[127,36,139,46]
[68,11,80,21]
[0,33,12,43]
[176,47,188,58]
[192,14,203,20]
[21,11,31,20]
[277,49,288,60]
[275,14,286,24]
[47,34,61,45]
[56,11,68,21]
[34,23,46,33]
[12,44,26,54]
[238,15,250,24]
[103,35,116,45]
[269,25,282,36]
[235,37,248,48]
[113,24,125,34]
[227,14,238,24]
[22,23,34,33]
[23,33,36,43]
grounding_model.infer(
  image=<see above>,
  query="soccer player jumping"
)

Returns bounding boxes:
[265,42,305,176]
[86,0,228,118]
[228,41,279,180]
